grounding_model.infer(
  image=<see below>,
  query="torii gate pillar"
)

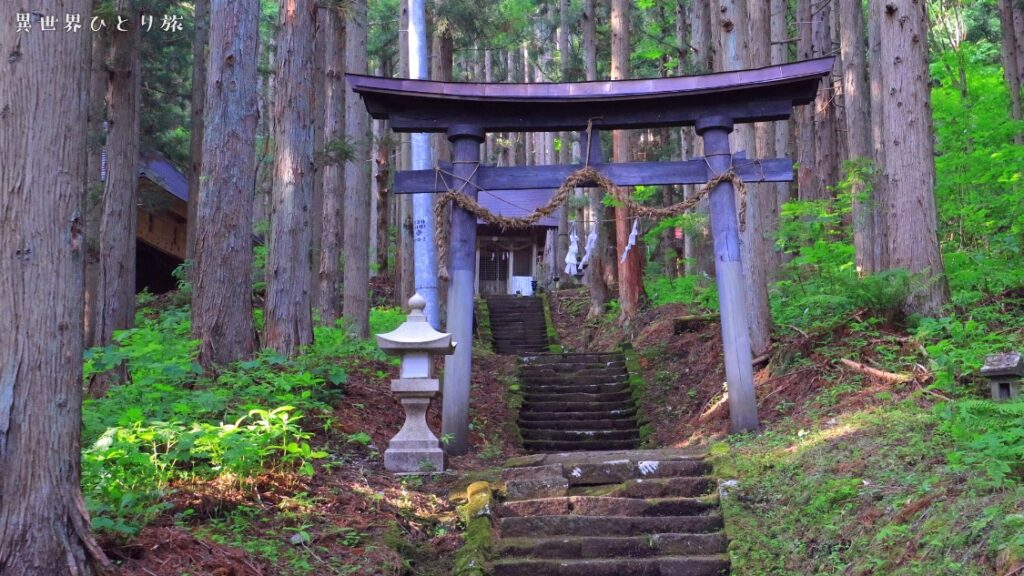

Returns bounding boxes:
[442,124,485,455]
[697,116,760,433]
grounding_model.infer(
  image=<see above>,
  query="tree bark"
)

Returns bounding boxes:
[770,0,792,272]
[187,0,209,266]
[192,0,261,366]
[686,0,716,279]
[811,0,838,199]
[611,0,643,326]
[0,0,111,571]
[318,5,345,324]
[265,0,316,355]
[397,1,415,306]
[795,0,818,200]
[84,29,109,348]
[343,0,371,337]
[91,0,143,394]
[558,0,572,284]
[748,0,778,346]
[874,0,949,315]
[1013,3,1024,89]
[868,9,888,271]
[711,0,771,355]
[998,0,1023,144]
[376,120,392,277]
[582,0,609,319]
[839,0,876,274]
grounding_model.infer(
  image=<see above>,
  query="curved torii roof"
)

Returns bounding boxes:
[347,57,834,133]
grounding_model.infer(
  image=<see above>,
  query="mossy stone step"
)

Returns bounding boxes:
[521,400,636,413]
[519,382,629,395]
[522,390,632,404]
[496,495,716,518]
[520,428,640,443]
[521,438,641,452]
[495,533,729,559]
[517,408,638,422]
[504,448,708,468]
[520,375,629,387]
[517,417,638,431]
[519,353,625,364]
[498,514,724,537]
[492,555,730,576]
[568,476,716,499]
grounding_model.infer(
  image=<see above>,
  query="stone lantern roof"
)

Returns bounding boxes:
[376,294,455,353]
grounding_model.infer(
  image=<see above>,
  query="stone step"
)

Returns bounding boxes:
[568,476,716,499]
[522,390,632,404]
[524,368,626,379]
[504,448,708,468]
[520,364,627,374]
[499,514,724,537]
[521,400,636,413]
[520,429,641,443]
[487,307,545,314]
[518,409,638,422]
[520,376,629,388]
[519,365,627,375]
[520,382,629,395]
[492,555,730,576]
[496,496,716,518]
[558,459,712,485]
[495,533,729,559]
[518,417,638,431]
[495,332,552,340]
[521,438,641,452]
[520,353,625,364]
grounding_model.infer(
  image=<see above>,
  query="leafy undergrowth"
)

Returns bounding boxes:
[545,258,1024,574]
[85,294,520,575]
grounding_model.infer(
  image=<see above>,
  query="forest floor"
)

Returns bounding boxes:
[90,294,522,576]
[547,287,1024,575]
[92,283,1023,575]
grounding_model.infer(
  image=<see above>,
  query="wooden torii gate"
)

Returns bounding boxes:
[348,57,834,454]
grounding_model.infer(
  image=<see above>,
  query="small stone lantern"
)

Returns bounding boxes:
[981,352,1023,401]
[376,293,455,473]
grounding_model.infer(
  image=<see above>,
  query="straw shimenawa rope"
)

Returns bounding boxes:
[433,164,747,281]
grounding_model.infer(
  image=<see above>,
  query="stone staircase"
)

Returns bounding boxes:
[486,296,551,355]
[494,449,730,576]
[518,352,640,453]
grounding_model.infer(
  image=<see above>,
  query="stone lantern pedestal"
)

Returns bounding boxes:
[377,294,456,473]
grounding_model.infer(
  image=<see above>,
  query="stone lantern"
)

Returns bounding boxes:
[981,351,1023,401]
[376,293,456,473]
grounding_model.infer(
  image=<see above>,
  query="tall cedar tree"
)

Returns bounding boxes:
[582,0,610,319]
[0,0,112,572]
[611,0,644,326]
[318,5,346,324]
[192,0,261,366]
[686,0,716,278]
[839,0,877,274]
[874,0,949,315]
[265,0,317,355]
[770,0,792,272]
[187,0,209,263]
[84,28,109,347]
[998,0,1023,143]
[343,0,372,337]
[91,0,144,394]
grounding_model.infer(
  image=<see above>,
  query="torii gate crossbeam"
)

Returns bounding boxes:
[348,57,834,455]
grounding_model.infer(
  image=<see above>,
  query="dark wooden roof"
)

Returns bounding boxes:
[347,57,834,133]
[139,151,189,202]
